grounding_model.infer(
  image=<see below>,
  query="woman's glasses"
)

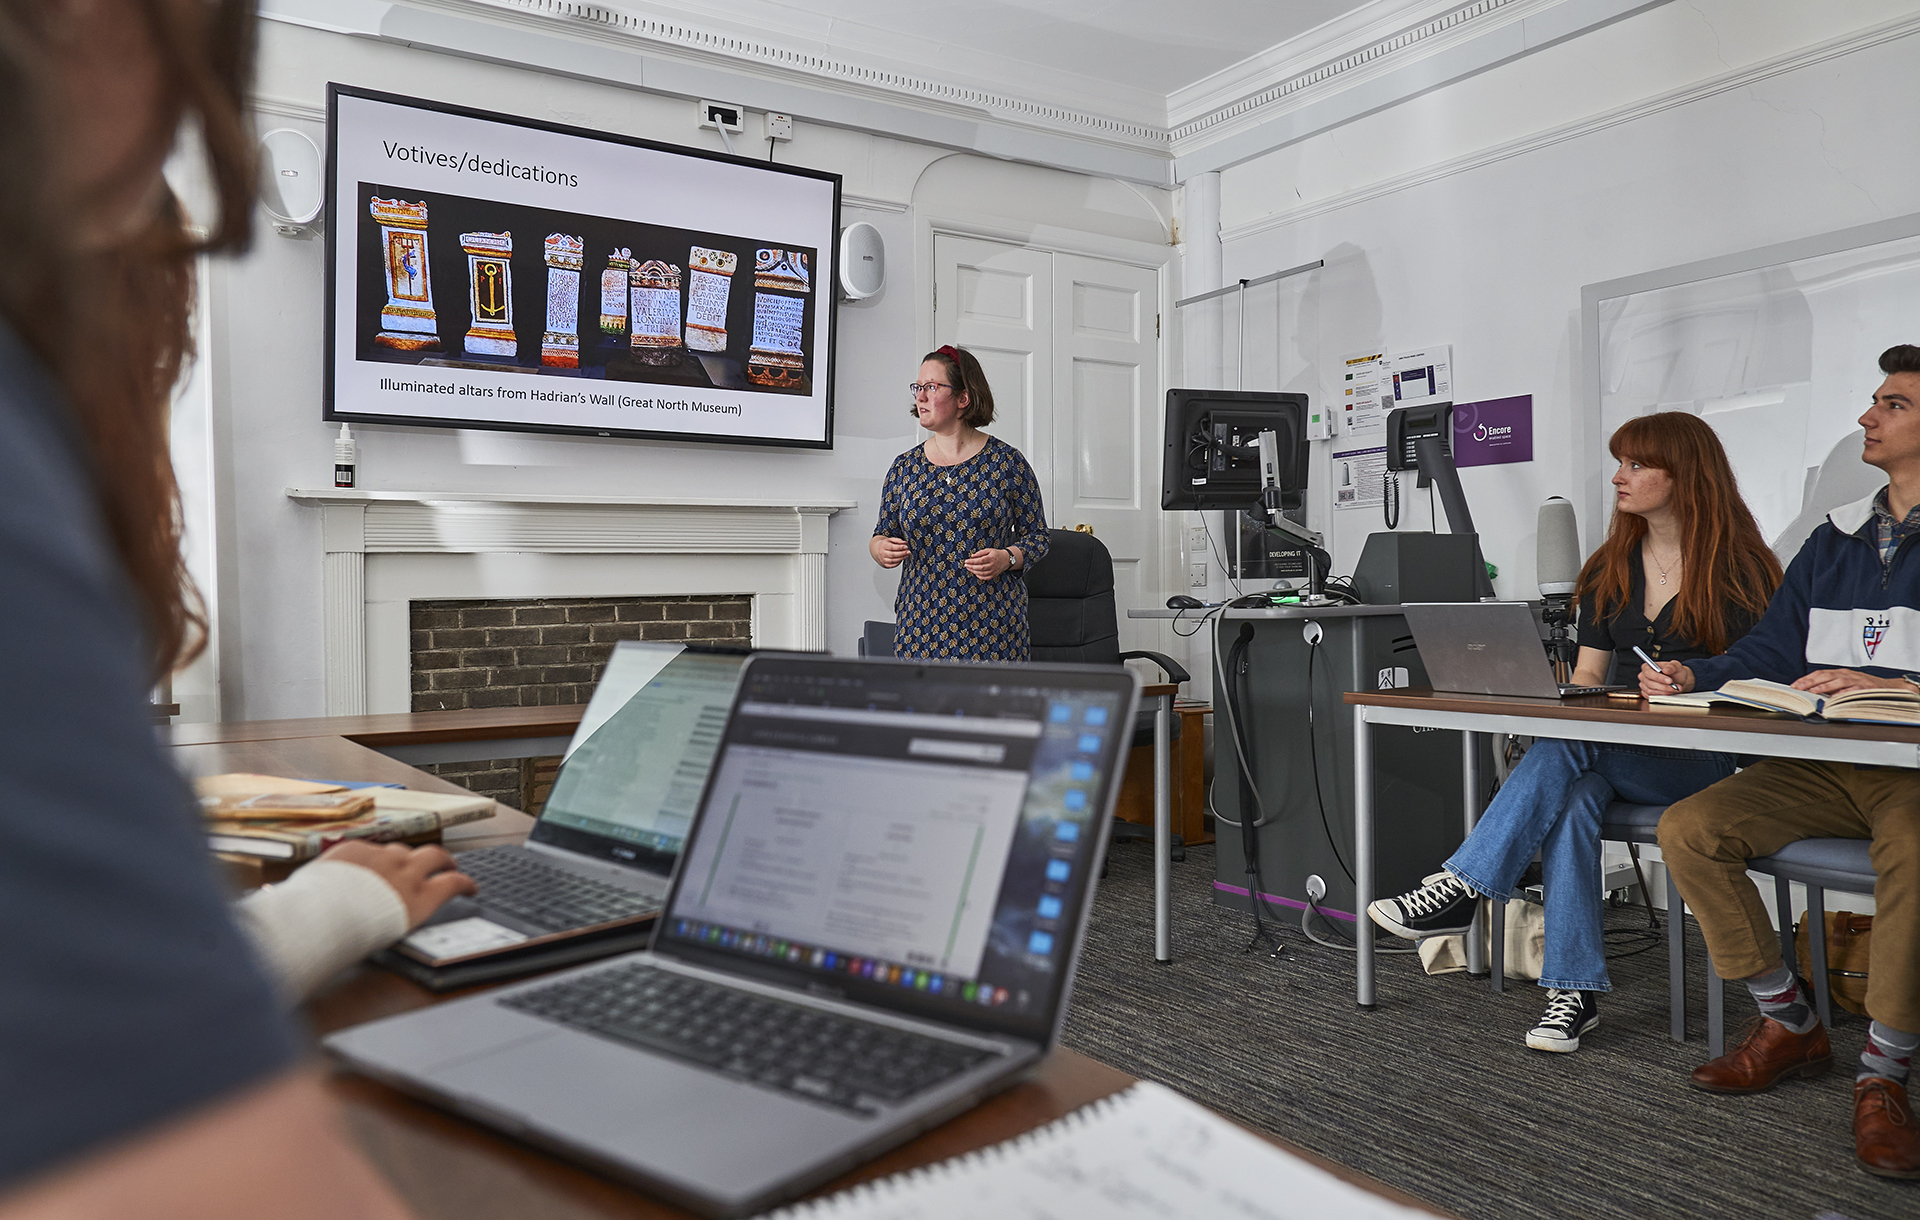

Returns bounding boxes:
[908,382,952,397]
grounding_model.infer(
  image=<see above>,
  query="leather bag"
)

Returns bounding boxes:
[1794,911,1872,1016]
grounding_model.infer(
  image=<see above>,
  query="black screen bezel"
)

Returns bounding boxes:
[648,656,1139,1045]
[322,83,842,450]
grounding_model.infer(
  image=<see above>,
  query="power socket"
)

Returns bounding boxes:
[1185,525,1207,555]
[1304,874,1327,902]
[698,100,745,132]
[1188,562,1208,589]
[766,112,794,141]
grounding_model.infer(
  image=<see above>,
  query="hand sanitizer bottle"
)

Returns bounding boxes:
[334,422,356,488]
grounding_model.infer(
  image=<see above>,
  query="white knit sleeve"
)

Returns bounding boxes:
[233,859,410,1004]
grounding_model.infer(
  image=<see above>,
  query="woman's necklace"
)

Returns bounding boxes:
[1649,545,1682,585]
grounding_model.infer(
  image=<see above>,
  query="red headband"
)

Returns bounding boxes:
[936,345,962,363]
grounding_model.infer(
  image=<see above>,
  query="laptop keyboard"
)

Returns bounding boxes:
[500,963,1000,1115]
[456,847,660,933]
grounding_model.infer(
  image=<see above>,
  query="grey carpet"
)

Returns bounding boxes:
[1061,841,1915,1220]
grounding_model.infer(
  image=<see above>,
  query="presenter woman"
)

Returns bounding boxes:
[870,346,1050,661]
[1367,412,1781,1053]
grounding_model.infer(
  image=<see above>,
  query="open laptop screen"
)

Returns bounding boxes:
[532,643,747,869]
[658,657,1137,1041]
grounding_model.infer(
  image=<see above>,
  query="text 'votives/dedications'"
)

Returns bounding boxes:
[749,248,809,389]
[685,246,737,354]
[629,260,684,365]
[371,198,438,351]
[460,231,516,358]
[541,232,584,368]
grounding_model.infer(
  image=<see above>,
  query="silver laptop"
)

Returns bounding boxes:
[393,642,748,968]
[1400,602,1627,698]
[327,655,1141,1217]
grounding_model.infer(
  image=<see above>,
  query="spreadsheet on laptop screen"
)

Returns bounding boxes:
[663,664,1128,1023]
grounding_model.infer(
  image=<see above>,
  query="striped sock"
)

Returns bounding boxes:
[1858,1021,1917,1084]
[1743,963,1818,1035]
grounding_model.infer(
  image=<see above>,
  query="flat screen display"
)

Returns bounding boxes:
[324,85,840,448]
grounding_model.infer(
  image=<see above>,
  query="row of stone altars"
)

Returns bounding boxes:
[368,197,811,388]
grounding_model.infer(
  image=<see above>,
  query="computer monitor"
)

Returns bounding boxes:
[1160,389,1309,512]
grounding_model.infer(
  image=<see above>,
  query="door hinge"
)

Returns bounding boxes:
[1155,312,1161,338]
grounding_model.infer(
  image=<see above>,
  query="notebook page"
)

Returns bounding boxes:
[758,1081,1434,1219]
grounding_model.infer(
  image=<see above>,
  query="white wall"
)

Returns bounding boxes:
[1213,0,1920,595]
[197,20,1172,720]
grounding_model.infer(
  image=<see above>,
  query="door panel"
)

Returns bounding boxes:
[1070,358,1138,504]
[933,235,1054,511]
[1052,254,1162,656]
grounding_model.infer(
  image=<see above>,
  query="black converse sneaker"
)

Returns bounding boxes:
[1526,988,1600,1053]
[1366,870,1477,939]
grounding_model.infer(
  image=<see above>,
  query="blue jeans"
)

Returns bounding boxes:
[1444,739,1736,993]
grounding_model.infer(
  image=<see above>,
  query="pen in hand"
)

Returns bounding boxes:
[1634,645,1678,691]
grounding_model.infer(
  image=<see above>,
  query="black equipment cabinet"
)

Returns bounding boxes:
[1209,605,1493,921]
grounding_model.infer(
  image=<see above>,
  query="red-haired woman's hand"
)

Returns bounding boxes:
[1638,660,1694,696]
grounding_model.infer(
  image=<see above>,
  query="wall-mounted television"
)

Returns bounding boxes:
[324,85,841,449]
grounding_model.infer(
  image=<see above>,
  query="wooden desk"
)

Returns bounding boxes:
[305,964,1448,1219]
[1114,702,1210,845]
[169,711,1444,1218]
[1343,688,1920,1012]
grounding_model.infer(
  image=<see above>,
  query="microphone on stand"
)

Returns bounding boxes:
[1537,497,1581,683]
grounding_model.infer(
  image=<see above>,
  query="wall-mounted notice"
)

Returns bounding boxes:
[1332,444,1389,510]
[1389,345,1452,407]
[1340,351,1393,435]
[1453,394,1533,467]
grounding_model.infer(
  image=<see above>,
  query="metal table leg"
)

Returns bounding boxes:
[1153,692,1172,964]
[1355,706,1376,1009]
[1463,732,1495,986]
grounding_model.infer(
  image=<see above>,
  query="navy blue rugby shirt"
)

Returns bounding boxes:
[0,324,293,1186]
[1690,489,1920,690]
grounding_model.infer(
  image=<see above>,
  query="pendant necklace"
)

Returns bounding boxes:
[1650,547,1680,585]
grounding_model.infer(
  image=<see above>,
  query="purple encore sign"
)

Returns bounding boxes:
[1452,394,1533,467]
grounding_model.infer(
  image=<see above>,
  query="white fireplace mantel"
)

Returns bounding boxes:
[288,489,853,715]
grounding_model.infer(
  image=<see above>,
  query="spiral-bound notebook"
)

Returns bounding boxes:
[756,1081,1435,1219]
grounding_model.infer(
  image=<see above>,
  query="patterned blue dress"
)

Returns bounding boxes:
[874,435,1051,661]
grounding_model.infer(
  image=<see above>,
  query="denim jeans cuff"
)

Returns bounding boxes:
[1537,977,1612,993]
[1443,862,1509,904]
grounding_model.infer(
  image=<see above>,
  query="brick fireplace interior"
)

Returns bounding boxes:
[409,594,750,812]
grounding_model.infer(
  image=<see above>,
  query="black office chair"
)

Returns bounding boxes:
[856,620,896,658]
[1026,528,1191,861]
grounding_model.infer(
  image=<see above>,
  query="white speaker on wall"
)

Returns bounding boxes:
[838,222,885,300]
[259,128,323,236]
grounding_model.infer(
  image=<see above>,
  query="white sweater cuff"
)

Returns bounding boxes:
[234,859,410,1004]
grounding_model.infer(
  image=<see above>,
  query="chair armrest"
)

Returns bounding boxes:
[1117,650,1190,685]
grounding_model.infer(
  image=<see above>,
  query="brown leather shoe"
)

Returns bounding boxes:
[1690,1016,1832,1094]
[1855,1077,1920,1179]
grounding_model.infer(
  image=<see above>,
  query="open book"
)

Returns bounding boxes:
[1649,677,1920,725]
[755,1080,1432,1220]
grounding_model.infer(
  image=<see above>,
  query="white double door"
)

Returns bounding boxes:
[931,235,1164,655]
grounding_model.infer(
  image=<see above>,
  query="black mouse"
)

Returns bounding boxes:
[1166,594,1204,610]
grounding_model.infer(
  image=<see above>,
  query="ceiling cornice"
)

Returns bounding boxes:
[258,0,1676,186]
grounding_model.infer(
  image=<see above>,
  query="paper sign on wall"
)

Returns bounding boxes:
[1453,394,1533,467]
[1333,445,1389,510]
[1340,351,1393,435]
[1389,346,1452,406]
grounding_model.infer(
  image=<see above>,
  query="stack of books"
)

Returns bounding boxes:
[195,773,496,861]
